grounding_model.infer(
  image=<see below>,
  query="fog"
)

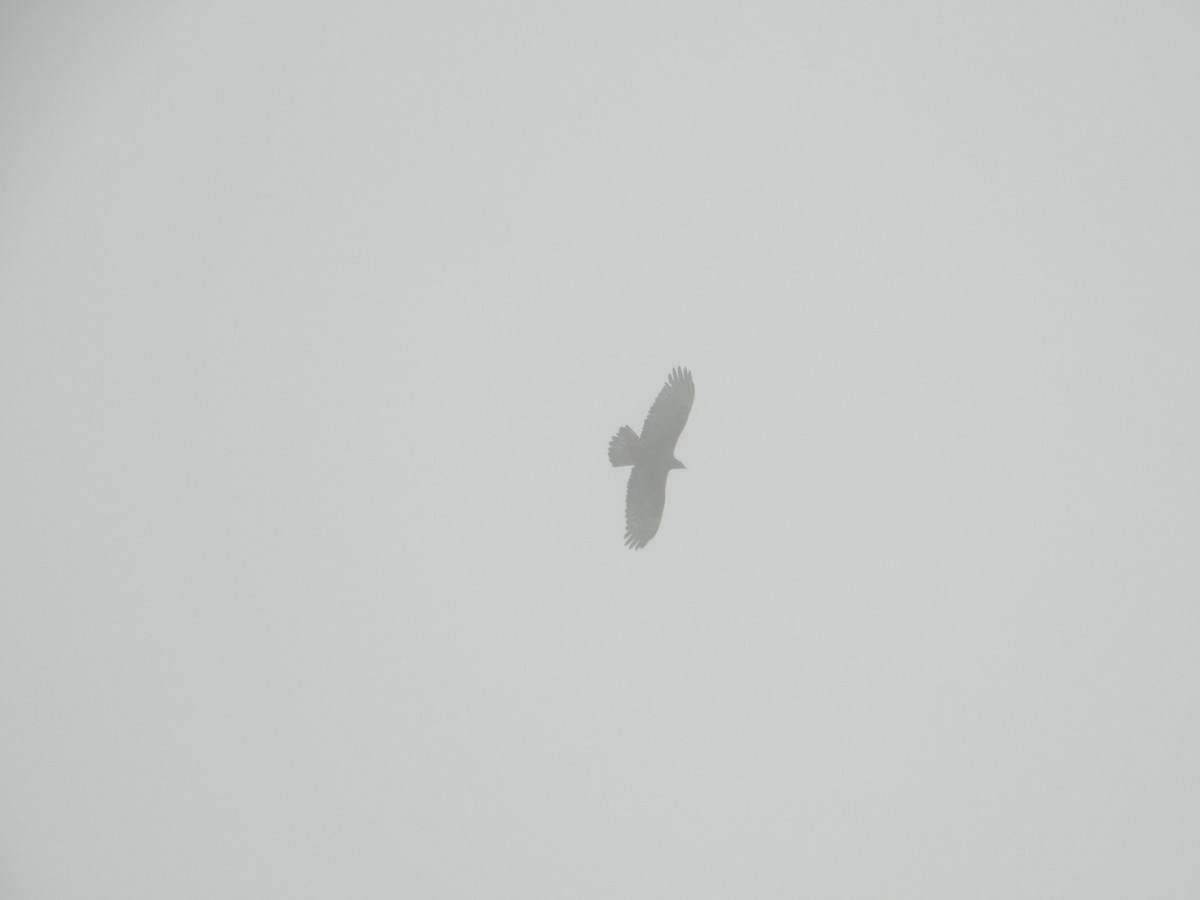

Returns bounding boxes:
[3,3,1198,896]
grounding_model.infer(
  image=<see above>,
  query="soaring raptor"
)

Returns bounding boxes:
[608,367,694,549]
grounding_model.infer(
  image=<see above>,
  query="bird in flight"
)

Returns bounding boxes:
[608,367,694,549]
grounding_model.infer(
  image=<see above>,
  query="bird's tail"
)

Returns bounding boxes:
[608,426,640,467]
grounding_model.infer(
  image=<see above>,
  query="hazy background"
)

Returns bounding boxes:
[3,2,1198,896]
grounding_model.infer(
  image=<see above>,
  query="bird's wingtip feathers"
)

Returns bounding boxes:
[668,366,691,386]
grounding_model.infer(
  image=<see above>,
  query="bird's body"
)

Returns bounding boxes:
[608,367,694,548]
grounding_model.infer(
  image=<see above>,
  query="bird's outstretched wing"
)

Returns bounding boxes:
[639,366,694,454]
[624,464,668,549]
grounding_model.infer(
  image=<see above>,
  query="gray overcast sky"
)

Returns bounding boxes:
[2,2,1198,896]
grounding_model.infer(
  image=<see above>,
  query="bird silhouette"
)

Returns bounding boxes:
[608,367,694,548]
